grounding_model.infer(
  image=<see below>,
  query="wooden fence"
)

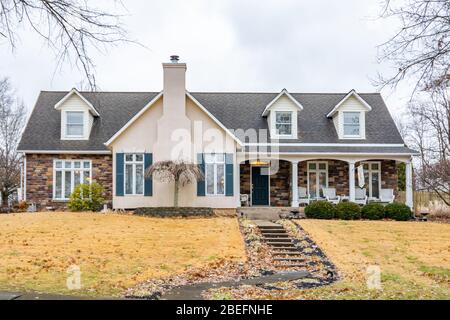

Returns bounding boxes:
[397,191,450,211]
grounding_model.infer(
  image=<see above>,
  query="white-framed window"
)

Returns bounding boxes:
[66,111,84,137]
[53,160,91,200]
[343,112,361,137]
[205,153,225,196]
[361,161,381,199]
[124,154,144,195]
[307,161,328,199]
[275,111,293,136]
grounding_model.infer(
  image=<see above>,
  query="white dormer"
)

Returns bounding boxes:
[326,90,372,140]
[262,89,303,139]
[54,89,99,140]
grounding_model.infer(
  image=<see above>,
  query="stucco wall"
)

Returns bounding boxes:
[111,96,238,209]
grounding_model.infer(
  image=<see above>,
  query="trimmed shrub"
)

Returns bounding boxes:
[68,182,104,212]
[305,201,336,219]
[361,203,385,220]
[384,203,412,221]
[335,202,361,220]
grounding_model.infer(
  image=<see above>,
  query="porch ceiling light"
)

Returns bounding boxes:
[250,160,270,167]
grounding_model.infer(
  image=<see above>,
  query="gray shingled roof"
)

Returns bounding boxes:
[18,91,410,153]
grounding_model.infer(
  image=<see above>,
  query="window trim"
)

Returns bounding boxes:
[204,153,226,196]
[274,111,293,136]
[306,161,329,199]
[61,109,89,140]
[53,159,92,201]
[342,110,363,138]
[124,153,145,196]
[65,111,85,137]
[271,109,297,139]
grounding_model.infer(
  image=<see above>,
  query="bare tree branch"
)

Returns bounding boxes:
[0,0,135,90]
[377,0,450,94]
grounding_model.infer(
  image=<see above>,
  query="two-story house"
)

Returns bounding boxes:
[17,56,417,211]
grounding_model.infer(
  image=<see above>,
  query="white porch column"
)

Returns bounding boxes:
[405,160,413,209]
[349,160,356,202]
[236,158,241,207]
[291,160,299,207]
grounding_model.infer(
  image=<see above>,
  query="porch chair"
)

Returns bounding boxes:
[354,188,368,205]
[323,187,341,205]
[380,189,395,204]
[240,194,250,207]
[298,187,311,206]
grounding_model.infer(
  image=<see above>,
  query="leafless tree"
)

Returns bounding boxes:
[0,0,132,89]
[405,86,450,205]
[146,161,204,207]
[0,77,26,207]
[377,0,450,93]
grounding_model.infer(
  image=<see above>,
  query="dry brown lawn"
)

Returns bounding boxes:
[0,212,246,297]
[286,220,450,299]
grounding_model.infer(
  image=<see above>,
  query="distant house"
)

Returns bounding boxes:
[18,56,417,210]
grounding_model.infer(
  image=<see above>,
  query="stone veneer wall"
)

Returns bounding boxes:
[270,161,291,207]
[26,154,112,209]
[240,160,292,207]
[380,160,398,196]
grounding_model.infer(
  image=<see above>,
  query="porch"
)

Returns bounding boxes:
[237,157,414,209]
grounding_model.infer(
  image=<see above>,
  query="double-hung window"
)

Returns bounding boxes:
[275,111,292,136]
[343,112,361,137]
[54,160,91,200]
[124,154,144,195]
[66,111,84,137]
[205,154,225,196]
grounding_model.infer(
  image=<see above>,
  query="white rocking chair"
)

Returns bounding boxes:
[380,189,395,204]
[354,188,368,205]
[298,187,311,206]
[323,187,341,205]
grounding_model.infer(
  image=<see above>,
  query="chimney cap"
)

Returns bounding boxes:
[170,55,180,63]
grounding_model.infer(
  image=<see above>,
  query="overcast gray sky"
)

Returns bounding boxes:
[0,0,412,118]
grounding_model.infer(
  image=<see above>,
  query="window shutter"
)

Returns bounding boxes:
[197,153,205,197]
[225,153,234,197]
[116,153,124,196]
[144,153,153,196]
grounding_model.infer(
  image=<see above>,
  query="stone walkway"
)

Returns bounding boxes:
[161,271,309,300]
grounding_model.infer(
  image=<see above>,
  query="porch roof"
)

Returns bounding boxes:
[242,145,418,155]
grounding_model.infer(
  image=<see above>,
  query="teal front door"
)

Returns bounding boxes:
[252,166,270,206]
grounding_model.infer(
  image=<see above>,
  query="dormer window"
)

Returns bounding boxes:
[343,112,361,137]
[275,111,292,136]
[327,90,372,140]
[66,111,84,137]
[55,88,99,140]
[262,90,303,140]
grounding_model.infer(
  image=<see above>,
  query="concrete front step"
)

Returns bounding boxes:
[266,240,293,244]
[262,234,289,238]
[261,231,288,234]
[273,258,305,262]
[275,264,307,268]
[267,242,298,250]
[272,252,303,256]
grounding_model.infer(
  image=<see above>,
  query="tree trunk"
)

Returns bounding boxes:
[174,179,179,207]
